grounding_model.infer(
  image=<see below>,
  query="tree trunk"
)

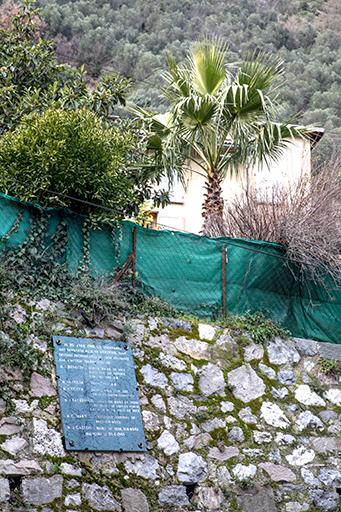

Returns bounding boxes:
[201,172,224,234]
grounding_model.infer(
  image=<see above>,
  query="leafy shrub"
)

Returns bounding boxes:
[67,275,129,324]
[0,108,150,220]
[222,312,290,343]
[0,0,129,133]
[319,358,341,378]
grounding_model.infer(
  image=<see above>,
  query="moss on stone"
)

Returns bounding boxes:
[1,292,340,512]
[39,395,57,410]
[106,465,159,510]
[207,427,229,445]
[227,494,240,512]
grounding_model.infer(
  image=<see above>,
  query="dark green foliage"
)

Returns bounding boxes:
[1,210,78,298]
[0,207,123,313]
[318,358,341,378]
[1,253,131,324]
[0,108,160,219]
[0,0,130,133]
[0,222,176,322]
[0,265,7,304]
[0,1,172,217]
[221,312,290,343]
[0,333,40,379]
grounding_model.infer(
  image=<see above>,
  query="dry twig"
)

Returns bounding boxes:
[205,159,341,284]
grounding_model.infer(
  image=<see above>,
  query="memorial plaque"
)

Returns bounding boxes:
[52,336,146,452]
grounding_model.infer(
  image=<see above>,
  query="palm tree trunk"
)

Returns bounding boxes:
[201,171,224,234]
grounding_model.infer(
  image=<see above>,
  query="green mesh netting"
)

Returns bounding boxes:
[0,192,340,343]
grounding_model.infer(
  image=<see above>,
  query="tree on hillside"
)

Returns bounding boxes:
[35,0,341,164]
[0,0,129,134]
[133,40,307,231]
[0,1,171,221]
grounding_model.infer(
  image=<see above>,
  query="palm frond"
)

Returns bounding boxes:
[237,51,284,92]
[162,54,191,100]
[127,40,312,210]
[189,38,228,95]
[172,94,217,128]
[250,121,309,168]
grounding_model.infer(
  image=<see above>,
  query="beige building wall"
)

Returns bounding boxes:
[154,137,312,234]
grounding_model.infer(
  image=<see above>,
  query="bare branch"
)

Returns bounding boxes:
[204,159,341,284]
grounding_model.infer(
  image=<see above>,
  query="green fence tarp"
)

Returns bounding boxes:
[0,192,340,343]
[133,224,224,318]
[221,237,340,343]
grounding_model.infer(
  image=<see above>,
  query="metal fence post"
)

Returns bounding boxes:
[222,244,227,317]
[132,226,137,288]
[114,225,137,285]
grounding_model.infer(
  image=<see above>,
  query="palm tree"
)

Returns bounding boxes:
[131,39,308,232]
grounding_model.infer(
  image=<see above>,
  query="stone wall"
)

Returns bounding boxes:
[0,299,340,512]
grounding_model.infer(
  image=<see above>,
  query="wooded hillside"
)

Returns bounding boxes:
[2,0,340,163]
